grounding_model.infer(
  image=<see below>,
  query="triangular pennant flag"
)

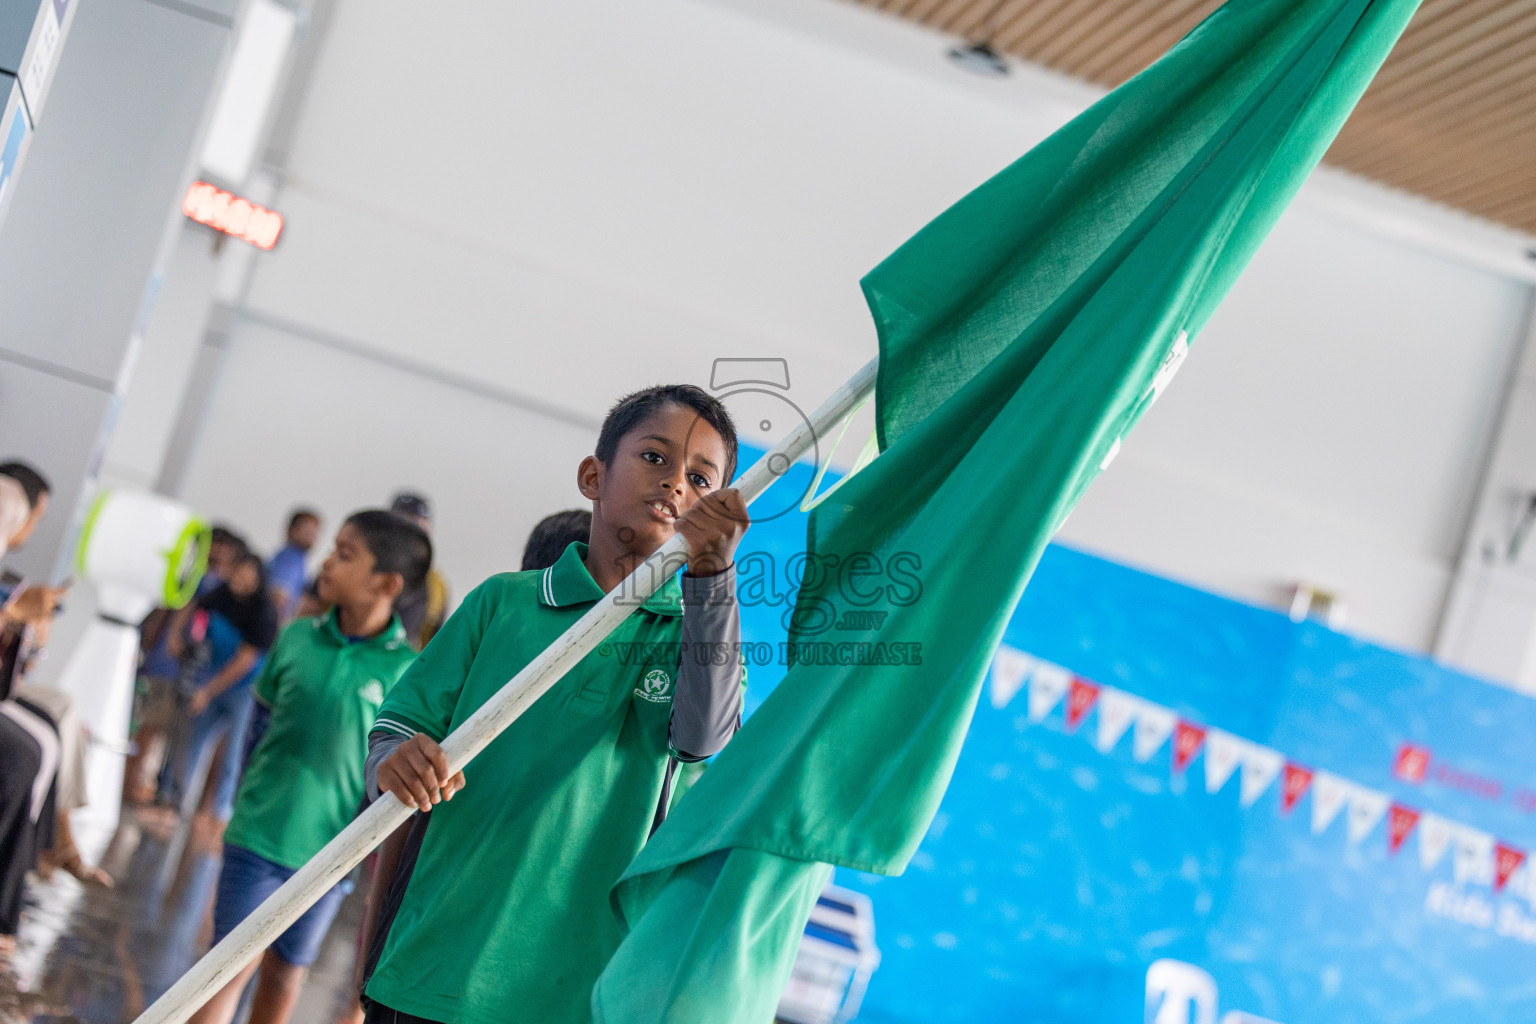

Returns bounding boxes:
[1239,745,1284,808]
[1065,678,1101,733]
[1453,827,1494,886]
[1027,663,1073,722]
[1387,804,1420,854]
[1346,786,1389,844]
[1132,702,1177,763]
[1095,688,1137,754]
[1418,814,1454,872]
[1172,721,1207,774]
[989,646,1036,710]
[1280,763,1313,815]
[1203,730,1244,794]
[1495,843,1526,893]
[1310,772,1349,835]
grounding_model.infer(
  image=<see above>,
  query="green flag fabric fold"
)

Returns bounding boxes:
[594,1,1419,1020]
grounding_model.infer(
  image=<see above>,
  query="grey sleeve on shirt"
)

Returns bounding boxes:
[365,565,745,796]
[365,730,408,803]
[670,565,744,762]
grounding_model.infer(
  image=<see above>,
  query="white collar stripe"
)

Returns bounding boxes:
[373,718,418,739]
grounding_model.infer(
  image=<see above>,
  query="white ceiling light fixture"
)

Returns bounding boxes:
[947,0,1013,77]
[198,0,298,189]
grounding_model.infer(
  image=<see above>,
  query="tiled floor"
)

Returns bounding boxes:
[1,809,364,1024]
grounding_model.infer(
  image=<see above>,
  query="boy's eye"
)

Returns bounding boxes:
[689,473,711,490]
[641,451,663,465]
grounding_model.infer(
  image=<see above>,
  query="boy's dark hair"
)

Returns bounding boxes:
[521,510,592,572]
[349,509,432,592]
[390,492,432,522]
[0,461,50,509]
[288,508,320,531]
[209,525,248,554]
[594,385,738,485]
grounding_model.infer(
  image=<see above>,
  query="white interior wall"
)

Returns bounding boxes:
[1061,204,1534,650]
[158,0,1536,652]
[174,319,597,599]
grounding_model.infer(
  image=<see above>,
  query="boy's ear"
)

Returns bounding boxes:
[577,455,603,502]
[375,570,407,601]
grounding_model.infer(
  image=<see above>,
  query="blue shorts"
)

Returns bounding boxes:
[213,844,354,967]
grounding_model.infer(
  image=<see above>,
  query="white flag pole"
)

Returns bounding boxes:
[132,356,879,1024]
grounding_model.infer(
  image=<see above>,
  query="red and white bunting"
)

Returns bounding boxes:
[1495,843,1526,893]
[1418,814,1454,872]
[989,646,1037,710]
[1346,786,1389,844]
[1387,804,1420,854]
[1133,702,1177,763]
[1065,678,1101,733]
[1280,763,1313,814]
[1454,828,1495,886]
[1095,688,1138,754]
[1204,731,1244,794]
[1239,745,1284,808]
[1310,772,1349,835]
[995,649,1532,891]
[1173,721,1207,774]
[1028,663,1073,723]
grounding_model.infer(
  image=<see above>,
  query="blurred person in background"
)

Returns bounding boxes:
[0,462,64,629]
[128,526,249,806]
[518,509,591,571]
[158,551,279,822]
[336,507,593,1024]
[268,509,321,623]
[0,462,51,560]
[0,462,104,959]
[190,511,430,1024]
[388,493,449,650]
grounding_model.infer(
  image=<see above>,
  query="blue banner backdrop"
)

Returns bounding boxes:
[730,445,1536,1024]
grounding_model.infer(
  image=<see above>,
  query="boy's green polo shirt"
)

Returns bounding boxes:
[365,542,699,1024]
[224,610,416,869]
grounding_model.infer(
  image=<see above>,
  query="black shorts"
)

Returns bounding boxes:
[362,1001,443,1024]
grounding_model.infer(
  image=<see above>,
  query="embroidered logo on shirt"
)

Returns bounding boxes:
[359,679,384,704]
[634,668,673,703]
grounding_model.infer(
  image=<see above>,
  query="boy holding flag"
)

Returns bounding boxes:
[361,385,749,1024]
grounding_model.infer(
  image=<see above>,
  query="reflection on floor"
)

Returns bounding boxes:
[1,808,364,1024]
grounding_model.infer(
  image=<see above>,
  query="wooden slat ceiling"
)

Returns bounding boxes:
[850,0,1536,235]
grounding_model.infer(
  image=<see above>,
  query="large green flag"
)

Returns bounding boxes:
[592,0,1419,1020]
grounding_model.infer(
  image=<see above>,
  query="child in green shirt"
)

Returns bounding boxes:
[188,510,433,1024]
[362,385,748,1024]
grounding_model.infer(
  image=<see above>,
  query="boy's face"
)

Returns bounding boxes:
[228,560,261,598]
[208,538,237,577]
[289,515,320,551]
[10,492,46,548]
[579,403,731,559]
[317,523,398,607]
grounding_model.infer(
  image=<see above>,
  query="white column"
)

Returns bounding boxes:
[0,0,236,582]
[1437,302,1536,690]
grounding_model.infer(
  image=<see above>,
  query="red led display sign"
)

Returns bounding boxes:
[182,180,283,250]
